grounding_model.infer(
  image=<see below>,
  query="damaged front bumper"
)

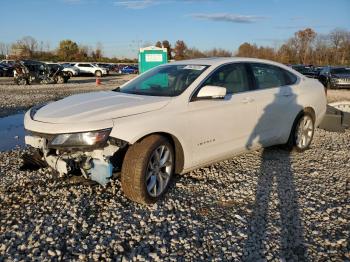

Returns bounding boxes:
[25,134,126,186]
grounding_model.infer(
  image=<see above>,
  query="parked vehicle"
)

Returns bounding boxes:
[72,63,108,77]
[24,58,326,204]
[0,63,13,77]
[0,60,16,66]
[291,65,319,78]
[60,63,80,77]
[318,66,350,89]
[120,65,138,74]
[14,60,70,85]
[95,63,113,73]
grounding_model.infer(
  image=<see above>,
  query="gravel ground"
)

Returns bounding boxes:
[327,89,350,103]
[0,128,349,261]
[0,74,134,117]
[0,77,349,261]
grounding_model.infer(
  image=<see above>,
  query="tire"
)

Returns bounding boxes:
[67,71,73,77]
[121,135,174,204]
[16,77,28,86]
[95,70,102,77]
[55,75,65,84]
[286,112,315,152]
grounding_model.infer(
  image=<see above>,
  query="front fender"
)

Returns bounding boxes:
[110,111,192,170]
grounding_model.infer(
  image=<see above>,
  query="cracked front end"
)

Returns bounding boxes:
[25,131,128,186]
[24,108,128,186]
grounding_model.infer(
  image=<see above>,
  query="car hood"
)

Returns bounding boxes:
[33,91,171,124]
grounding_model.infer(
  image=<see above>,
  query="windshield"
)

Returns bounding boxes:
[331,67,350,74]
[119,64,208,97]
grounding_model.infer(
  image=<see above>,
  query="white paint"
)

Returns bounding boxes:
[24,57,327,176]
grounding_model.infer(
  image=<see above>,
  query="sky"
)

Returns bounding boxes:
[1,0,349,58]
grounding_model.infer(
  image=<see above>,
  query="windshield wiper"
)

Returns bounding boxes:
[112,87,120,92]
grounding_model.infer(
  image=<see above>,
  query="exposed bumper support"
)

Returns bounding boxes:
[25,135,120,186]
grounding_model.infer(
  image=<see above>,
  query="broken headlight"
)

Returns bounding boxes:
[49,129,111,148]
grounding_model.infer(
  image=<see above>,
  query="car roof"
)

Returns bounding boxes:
[170,57,290,67]
[331,66,350,69]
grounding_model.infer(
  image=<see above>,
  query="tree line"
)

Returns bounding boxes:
[1,27,349,65]
[157,28,350,65]
[0,37,137,63]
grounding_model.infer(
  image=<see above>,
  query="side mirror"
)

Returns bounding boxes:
[196,85,226,100]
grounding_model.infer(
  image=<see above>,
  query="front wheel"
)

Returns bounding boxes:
[55,75,65,84]
[15,77,28,85]
[121,135,174,204]
[287,113,315,152]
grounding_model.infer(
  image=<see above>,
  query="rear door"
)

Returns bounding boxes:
[247,63,301,146]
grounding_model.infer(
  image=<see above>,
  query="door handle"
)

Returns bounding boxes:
[241,97,254,103]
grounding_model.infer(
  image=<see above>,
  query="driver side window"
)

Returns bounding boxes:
[202,63,250,94]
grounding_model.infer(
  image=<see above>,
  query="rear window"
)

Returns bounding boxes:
[251,63,297,89]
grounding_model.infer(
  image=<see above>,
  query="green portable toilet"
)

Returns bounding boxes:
[139,46,168,74]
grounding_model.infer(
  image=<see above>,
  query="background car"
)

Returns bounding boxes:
[120,65,138,74]
[73,63,107,77]
[291,65,319,78]
[318,66,350,89]
[60,64,80,77]
[0,60,16,67]
[14,60,69,85]
[0,63,14,77]
[95,63,113,74]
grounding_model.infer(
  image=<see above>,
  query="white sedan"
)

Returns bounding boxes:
[24,58,327,204]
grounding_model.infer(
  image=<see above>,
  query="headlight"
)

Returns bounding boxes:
[49,129,111,148]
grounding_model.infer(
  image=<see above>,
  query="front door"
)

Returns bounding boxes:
[187,63,259,167]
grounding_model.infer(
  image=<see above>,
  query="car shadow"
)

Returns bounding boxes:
[242,86,308,261]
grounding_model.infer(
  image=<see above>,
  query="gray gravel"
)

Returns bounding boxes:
[0,128,349,261]
[0,77,349,260]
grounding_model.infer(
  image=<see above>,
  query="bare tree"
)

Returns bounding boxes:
[330,28,350,64]
[162,40,172,60]
[0,42,10,57]
[155,41,162,48]
[204,48,232,57]
[186,47,206,59]
[294,28,316,64]
[173,40,188,60]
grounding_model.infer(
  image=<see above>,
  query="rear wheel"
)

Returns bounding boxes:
[287,112,315,152]
[121,135,174,204]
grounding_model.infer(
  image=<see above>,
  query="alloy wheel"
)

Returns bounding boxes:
[295,115,314,150]
[146,145,173,197]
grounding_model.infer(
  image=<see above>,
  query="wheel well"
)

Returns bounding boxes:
[303,107,316,121]
[135,132,185,174]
